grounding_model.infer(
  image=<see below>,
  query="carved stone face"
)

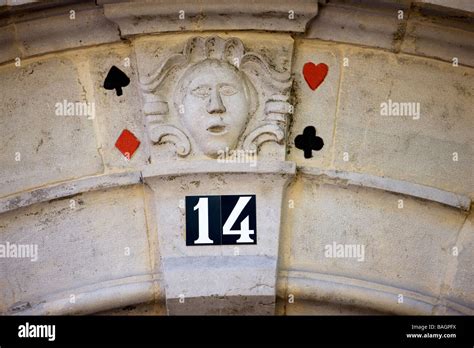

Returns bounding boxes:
[177,59,250,157]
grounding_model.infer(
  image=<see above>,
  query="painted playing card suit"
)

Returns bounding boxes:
[104,65,130,96]
[303,62,329,90]
[295,125,324,159]
[115,129,140,159]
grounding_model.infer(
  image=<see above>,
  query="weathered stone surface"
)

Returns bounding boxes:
[142,160,296,178]
[278,176,468,313]
[0,172,142,214]
[332,47,474,197]
[85,45,149,171]
[299,167,471,210]
[102,0,318,36]
[401,16,474,67]
[0,57,104,198]
[167,295,275,315]
[306,2,405,50]
[0,0,39,6]
[308,1,474,66]
[277,297,386,315]
[0,24,19,63]
[96,299,167,315]
[0,1,472,317]
[14,7,120,59]
[146,172,292,314]
[288,40,340,169]
[279,269,451,315]
[416,0,474,13]
[134,33,294,163]
[0,185,159,314]
[442,213,474,310]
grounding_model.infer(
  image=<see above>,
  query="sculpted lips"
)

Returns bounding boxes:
[206,124,228,135]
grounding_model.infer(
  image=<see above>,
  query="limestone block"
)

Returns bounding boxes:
[299,167,470,210]
[415,0,474,13]
[1,0,38,5]
[0,24,19,64]
[0,185,156,314]
[164,257,276,315]
[280,298,385,315]
[280,269,445,315]
[134,33,294,164]
[14,7,120,58]
[0,172,142,214]
[96,300,167,315]
[443,213,474,309]
[279,176,467,309]
[332,47,474,197]
[0,57,104,198]
[401,17,474,67]
[102,0,318,35]
[85,45,149,171]
[0,0,472,318]
[167,295,275,315]
[306,2,405,50]
[146,171,293,314]
[287,40,340,168]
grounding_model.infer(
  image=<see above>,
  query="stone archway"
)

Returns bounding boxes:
[0,0,472,316]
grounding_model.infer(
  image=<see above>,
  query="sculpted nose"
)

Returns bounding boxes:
[206,90,226,114]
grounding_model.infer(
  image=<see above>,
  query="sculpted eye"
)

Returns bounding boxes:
[219,84,238,96]
[191,86,211,98]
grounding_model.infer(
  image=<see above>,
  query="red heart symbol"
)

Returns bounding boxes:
[303,62,329,90]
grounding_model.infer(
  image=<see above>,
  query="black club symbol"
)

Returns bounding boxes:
[295,126,324,159]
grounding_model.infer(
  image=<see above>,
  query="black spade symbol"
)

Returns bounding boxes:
[295,126,324,159]
[103,65,130,96]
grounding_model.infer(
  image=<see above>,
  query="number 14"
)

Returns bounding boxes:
[194,196,255,244]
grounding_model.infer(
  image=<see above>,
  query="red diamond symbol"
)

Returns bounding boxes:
[115,129,140,160]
